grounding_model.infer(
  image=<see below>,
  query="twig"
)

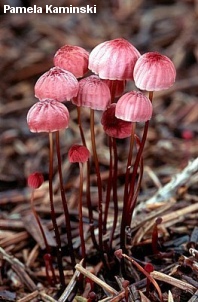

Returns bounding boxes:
[145,158,198,205]
[75,263,118,296]
[16,291,39,302]
[0,247,37,291]
[40,291,59,302]
[107,290,126,302]
[58,267,80,302]
[161,203,198,224]
[99,298,112,302]
[150,271,197,294]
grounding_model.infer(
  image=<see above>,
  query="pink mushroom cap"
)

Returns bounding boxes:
[101,103,132,139]
[115,91,153,122]
[72,75,111,110]
[27,172,44,189]
[27,99,70,133]
[68,144,90,163]
[35,67,79,102]
[54,45,89,78]
[88,38,140,80]
[133,52,176,91]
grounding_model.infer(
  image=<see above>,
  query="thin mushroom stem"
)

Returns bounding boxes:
[121,123,136,249]
[78,162,86,260]
[77,106,86,146]
[55,131,76,269]
[106,81,118,249]
[123,122,136,204]
[152,217,163,255]
[109,137,118,250]
[90,108,103,251]
[48,132,65,287]
[77,106,98,249]
[110,80,117,103]
[128,134,144,219]
[117,251,163,302]
[103,137,113,235]
[125,121,149,226]
[121,92,154,246]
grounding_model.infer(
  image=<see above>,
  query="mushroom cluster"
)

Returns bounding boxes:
[26,38,176,282]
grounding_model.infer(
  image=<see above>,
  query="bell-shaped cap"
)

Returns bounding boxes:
[54,45,89,78]
[101,103,132,139]
[134,52,176,91]
[115,91,153,122]
[27,99,69,132]
[27,172,44,189]
[68,144,90,163]
[35,67,79,102]
[102,79,126,97]
[88,38,140,80]
[72,75,111,110]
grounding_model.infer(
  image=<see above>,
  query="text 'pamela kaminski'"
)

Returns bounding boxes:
[4,5,97,14]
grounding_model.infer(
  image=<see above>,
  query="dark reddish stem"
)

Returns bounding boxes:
[123,122,136,204]
[103,137,113,235]
[77,107,98,249]
[126,122,149,222]
[118,251,163,302]
[121,123,136,249]
[152,217,163,255]
[121,92,153,249]
[120,126,146,249]
[144,263,154,297]
[106,80,119,249]
[90,109,103,251]
[77,106,86,147]
[48,132,65,287]
[109,80,116,103]
[109,137,118,249]
[44,253,57,286]
[128,134,144,217]
[30,189,57,285]
[55,131,76,269]
[78,162,86,260]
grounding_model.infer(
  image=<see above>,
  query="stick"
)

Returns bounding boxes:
[0,247,37,291]
[145,158,198,205]
[75,263,118,296]
[150,271,196,294]
[58,268,80,302]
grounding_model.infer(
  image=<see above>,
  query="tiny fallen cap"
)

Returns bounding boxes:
[89,38,140,80]
[101,103,132,139]
[68,144,90,163]
[134,52,176,91]
[72,75,111,111]
[54,45,89,78]
[35,67,79,102]
[27,99,70,133]
[115,91,153,122]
